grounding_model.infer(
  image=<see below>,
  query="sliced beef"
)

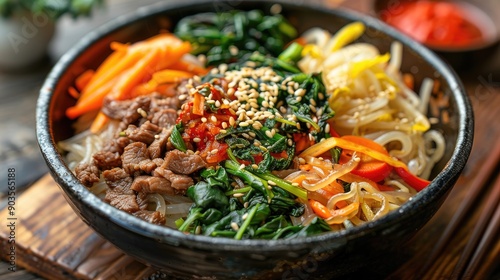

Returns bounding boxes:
[102,96,151,125]
[101,136,130,155]
[152,158,164,167]
[122,142,150,176]
[133,210,166,225]
[102,167,130,186]
[148,128,172,159]
[130,176,175,195]
[136,192,149,210]
[162,150,207,175]
[124,121,161,145]
[150,108,178,128]
[153,167,194,192]
[93,151,121,170]
[75,162,100,188]
[102,168,139,213]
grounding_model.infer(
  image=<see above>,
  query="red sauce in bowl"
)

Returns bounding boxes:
[380,1,497,50]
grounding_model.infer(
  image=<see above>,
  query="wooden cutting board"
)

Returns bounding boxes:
[0,174,158,280]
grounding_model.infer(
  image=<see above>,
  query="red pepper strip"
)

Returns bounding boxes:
[339,135,393,182]
[395,167,430,192]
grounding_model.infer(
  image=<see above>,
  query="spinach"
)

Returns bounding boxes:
[174,10,298,66]
[177,207,223,232]
[170,124,187,152]
[200,167,231,192]
[186,181,229,210]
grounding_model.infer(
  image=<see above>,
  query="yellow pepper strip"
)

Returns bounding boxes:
[328,22,365,52]
[298,137,408,169]
[349,53,390,78]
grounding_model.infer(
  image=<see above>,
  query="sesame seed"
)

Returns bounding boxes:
[294,88,305,97]
[219,63,228,73]
[229,46,239,56]
[137,108,148,118]
[231,222,240,231]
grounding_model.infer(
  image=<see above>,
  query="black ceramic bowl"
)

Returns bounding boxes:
[36,0,474,279]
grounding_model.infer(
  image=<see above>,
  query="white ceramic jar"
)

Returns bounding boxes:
[0,10,55,71]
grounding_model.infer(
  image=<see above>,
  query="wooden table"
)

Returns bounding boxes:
[1,1,499,279]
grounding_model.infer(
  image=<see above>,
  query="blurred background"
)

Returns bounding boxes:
[0,0,499,279]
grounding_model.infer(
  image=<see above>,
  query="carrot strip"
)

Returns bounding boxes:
[75,70,94,92]
[309,199,332,219]
[192,92,205,116]
[150,69,194,84]
[110,41,129,51]
[66,77,116,119]
[90,112,110,134]
[170,59,208,75]
[68,86,80,99]
[111,48,161,100]
[81,49,142,100]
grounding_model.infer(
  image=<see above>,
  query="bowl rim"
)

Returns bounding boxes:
[36,0,474,251]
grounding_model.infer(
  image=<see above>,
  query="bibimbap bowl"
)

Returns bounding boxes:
[36,0,473,278]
